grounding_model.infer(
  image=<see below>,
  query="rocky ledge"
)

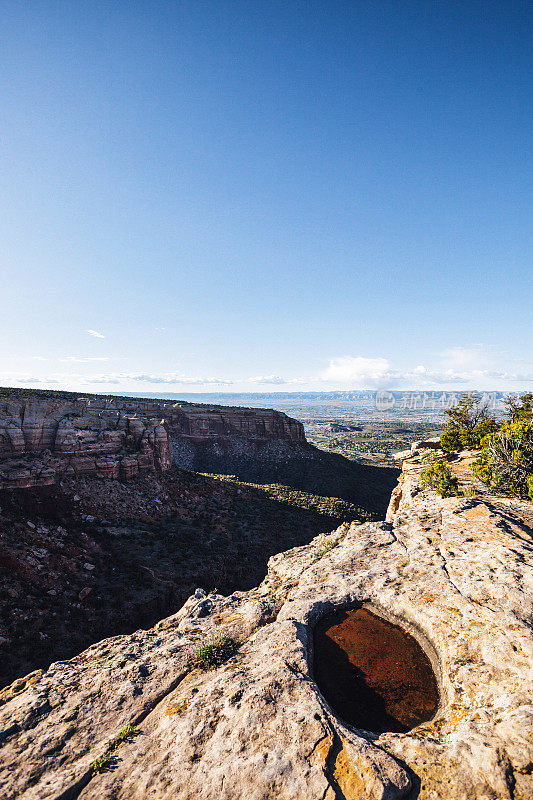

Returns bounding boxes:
[0,456,531,800]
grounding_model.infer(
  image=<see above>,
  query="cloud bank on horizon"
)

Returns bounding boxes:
[2,346,531,393]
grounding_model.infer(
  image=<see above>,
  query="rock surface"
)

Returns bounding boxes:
[91,397,309,471]
[0,395,307,488]
[1,455,531,799]
[0,398,172,488]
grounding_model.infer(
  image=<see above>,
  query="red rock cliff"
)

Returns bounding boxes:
[0,395,307,488]
[85,398,307,443]
[0,397,171,489]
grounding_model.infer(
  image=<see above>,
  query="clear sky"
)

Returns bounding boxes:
[1,0,531,393]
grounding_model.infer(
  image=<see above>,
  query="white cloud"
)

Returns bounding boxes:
[85,373,233,386]
[60,357,109,363]
[3,377,59,385]
[2,347,532,395]
[87,329,105,339]
[249,375,307,386]
[321,356,393,388]
[319,353,533,390]
[84,376,122,384]
[249,375,289,385]
[32,356,47,361]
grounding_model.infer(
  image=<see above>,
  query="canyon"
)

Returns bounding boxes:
[0,394,531,799]
[0,391,397,687]
[0,394,307,490]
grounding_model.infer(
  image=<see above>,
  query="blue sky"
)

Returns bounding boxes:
[1,0,531,393]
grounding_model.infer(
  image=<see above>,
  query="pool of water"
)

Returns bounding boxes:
[312,607,439,734]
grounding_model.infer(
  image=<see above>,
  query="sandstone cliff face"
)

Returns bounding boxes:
[0,395,307,488]
[0,398,171,489]
[90,398,307,444]
[1,455,531,800]
[86,398,309,470]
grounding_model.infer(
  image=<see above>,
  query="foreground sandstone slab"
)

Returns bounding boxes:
[1,462,532,799]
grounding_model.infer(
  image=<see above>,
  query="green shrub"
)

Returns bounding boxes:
[317,533,344,559]
[420,455,459,497]
[92,749,118,774]
[191,634,236,669]
[91,724,138,774]
[114,724,137,744]
[504,393,533,422]
[440,423,462,451]
[440,395,498,451]
[472,419,533,499]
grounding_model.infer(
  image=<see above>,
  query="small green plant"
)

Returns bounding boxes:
[92,749,118,774]
[114,724,137,743]
[190,634,236,669]
[91,724,137,774]
[317,533,344,559]
[420,455,459,497]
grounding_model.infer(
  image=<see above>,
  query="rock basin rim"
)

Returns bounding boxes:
[308,598,444,735]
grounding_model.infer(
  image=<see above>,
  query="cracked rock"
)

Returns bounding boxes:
[0,456,531,799]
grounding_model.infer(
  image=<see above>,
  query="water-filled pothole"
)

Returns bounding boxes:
[313,607,439,734]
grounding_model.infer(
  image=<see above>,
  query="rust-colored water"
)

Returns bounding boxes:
[313,608,439,733]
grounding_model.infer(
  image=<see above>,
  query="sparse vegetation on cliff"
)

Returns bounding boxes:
[440,395,498,451]
[439,393,533,501]
[472,416,533,500]
[91,725,137,774]
[201,475,377,524]
[420,455,460,497]
[191,634,236,669]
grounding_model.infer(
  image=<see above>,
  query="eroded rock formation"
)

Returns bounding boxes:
[86,397,308,471]
[0,395,307,488]
[0,397,172,489]
[1,454,531,799]
[88,397,306,444]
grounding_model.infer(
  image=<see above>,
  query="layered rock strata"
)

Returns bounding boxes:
[0,395,307,487]
[0,398,171,488]
[88,398,306,444]
[86,397,309,470]
[1,456,531,799]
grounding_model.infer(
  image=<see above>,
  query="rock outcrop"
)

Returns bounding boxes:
[86,397,308,471]
[89,398,307,444]
[0,398,172,489]
[1,455,531,799]
[0,395,307,488]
